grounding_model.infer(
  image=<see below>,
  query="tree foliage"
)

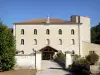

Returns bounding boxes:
[91,23,100,44]
[86,52,99,65]
[70,57,91,75]
[0,21,16,71]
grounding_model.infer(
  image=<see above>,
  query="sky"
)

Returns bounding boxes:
[0,0,100,28]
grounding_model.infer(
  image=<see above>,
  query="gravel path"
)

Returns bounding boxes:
[36,60,70,75]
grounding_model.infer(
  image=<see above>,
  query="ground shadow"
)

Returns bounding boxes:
[53,60,65,68]
[49,67,63,70]
[51,60,75,75]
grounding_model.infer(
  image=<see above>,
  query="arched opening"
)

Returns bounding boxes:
[21,29,24,34]
[71,29,74,35]
[46,29,50,35]
[34,39,37,45]
[34,29,37,35]
[21,39,24,45]
[59,29,62,35]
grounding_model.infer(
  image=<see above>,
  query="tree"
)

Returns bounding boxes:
[70,57,91,75]
[86,52,99,65]
[0,20,16,71]
[91,23,100,44]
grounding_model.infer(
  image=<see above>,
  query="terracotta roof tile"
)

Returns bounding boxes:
[13,18,81,24]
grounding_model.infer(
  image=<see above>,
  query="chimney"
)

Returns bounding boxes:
[46,16,50,24]
[70,15,80,23]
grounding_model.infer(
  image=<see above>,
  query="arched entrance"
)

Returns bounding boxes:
[40,46,58,60]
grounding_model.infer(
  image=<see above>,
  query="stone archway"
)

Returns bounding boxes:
[39,46,58,60]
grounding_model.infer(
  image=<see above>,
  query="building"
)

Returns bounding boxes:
[13,15,91,60]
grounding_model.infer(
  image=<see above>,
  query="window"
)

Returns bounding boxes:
[21,39,24,45]
[34,39,37,45]
[16,50,24,54]
[71,39,75,45]
[71,29,74,35]
[21,29,24,34]
[34,29,37,35]
[46,29,50,35]
[22,50,24,54]
[59,39,62,45]
[59,29,62,35]
[46,39,50,45]
[72,50,75,54]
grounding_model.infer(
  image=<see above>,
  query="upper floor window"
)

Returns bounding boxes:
[21,29,24,35]
[21,39,24,45]
[71,39,75,45]
[46,29,50,35]
[59,29,62,35]
[34,39,37,45]
[71,29,74,35]
[34,29,37,35]
[46,39,50,45]
[59,39,62,45]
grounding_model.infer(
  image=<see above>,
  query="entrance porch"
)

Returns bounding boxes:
[39,46,58,60]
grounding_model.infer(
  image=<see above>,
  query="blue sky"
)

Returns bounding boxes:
[0,0,100,28]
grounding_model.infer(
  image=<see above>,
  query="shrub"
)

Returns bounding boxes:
[0,21,16,71]
[70,57,91,75]
[54,51,65,64]
[86,52,99,65]
[72,54,81,62]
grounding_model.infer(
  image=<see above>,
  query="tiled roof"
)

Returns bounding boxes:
[13,18,81,24]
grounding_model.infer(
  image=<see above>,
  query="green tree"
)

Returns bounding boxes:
[0,20,16,71]
[86,52,99,65]
[91,23,100,44]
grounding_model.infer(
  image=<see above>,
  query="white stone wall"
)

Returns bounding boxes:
[15,55,35,69]
[65,52,72,68]
[14,24,80,55]
[82,42,100,60]
[15,52,41,70]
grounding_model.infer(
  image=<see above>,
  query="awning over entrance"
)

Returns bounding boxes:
[39,46,58,52]
[39,46,58,60]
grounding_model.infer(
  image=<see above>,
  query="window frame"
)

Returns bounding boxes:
[21,29,24,35]
[46,29,50,35]
[71,39,75,45]
[34,39,37,45]
[71,29,74,35]
[59,29,62,35]
[34,29,37,35]
[59,39,62,45]
[21,39,24,45]
[46,39,50,45]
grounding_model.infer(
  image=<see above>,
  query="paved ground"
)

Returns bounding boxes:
[36,60,70,75]
[0,69,35,75]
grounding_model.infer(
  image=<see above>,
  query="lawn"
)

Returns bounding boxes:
[0,69,36,75]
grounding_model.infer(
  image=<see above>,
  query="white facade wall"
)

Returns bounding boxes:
[14,24,80,55]
[14,15,91,57]
[79,16,91,56]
